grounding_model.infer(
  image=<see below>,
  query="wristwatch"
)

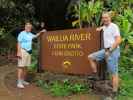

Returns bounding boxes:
[109,47,113,52]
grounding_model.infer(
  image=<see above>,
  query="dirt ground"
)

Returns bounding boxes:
[0,55,114,100]
[4,71,103,100]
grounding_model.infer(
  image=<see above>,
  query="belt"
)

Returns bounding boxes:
[22,48,32,54]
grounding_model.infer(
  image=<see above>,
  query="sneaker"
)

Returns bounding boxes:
[17,83,25,89]
[87,73,99,81]
[22,81,30,85]
[112,91,118,98]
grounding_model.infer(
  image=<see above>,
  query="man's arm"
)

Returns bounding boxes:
[105,36,122,60]
[35,29,46,38]
[111,36,122,51]
[96,26,104,32]
[17,43,22,58]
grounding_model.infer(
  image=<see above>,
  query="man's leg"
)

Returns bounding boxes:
[17,49,27,88]
[107,60,119,93]
[17,67,25,88]
[89,59,97,73]
[23,67,30,85]
[106,48,120,93]
[23,67,27,80]
[22,53,31,85]
[17,67,24,80]
[112,74,119,92]
[88,49,105,79]
[88,49,105,72]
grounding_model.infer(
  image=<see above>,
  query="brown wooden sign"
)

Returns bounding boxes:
[40,28,101,75]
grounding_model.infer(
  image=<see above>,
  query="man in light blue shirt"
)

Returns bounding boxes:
[18,31,36,52]
[17,22,46,88]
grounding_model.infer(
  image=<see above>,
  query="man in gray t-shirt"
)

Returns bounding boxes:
[88,12,122,94]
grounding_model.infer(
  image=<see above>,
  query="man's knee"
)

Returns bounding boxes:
[88,54,92,59]
[88,54,95,60]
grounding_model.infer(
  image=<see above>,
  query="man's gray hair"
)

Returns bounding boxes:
[102,11,112,18]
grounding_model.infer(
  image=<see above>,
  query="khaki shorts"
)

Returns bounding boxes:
[18,49,31,67]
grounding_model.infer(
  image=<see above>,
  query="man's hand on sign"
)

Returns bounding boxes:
[36,29,46,38]
[40,29,46,33]
[96,27,104,32]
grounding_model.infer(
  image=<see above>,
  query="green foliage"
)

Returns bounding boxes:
[35,79,89,97]
[67,1,80,27]
[71,0,103,27]
[28,57,37,72]
[70,0,133,47]
[0,27,6,39]
[0,0,35,33]
[113,8,133,47]
[71,83,87,93]
[50,81,71,96]
[28,46,38,72]
[0,0,15,8]
[117,47,133,99]
[80,0,103,27]
[70,0,133,49]
[0,27,16,52]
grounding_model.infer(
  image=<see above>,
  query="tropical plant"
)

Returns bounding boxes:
[71,0,103,28]
[0,0,35,33]
[80,0,103,27]
[113,8,133,48]
[0,0,15,8]
[67,0,80,27]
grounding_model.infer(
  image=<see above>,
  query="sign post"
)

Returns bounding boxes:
[40,28,101,75]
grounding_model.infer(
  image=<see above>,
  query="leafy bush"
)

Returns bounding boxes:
[35,79,89,97]
[80,0,103,27]
[71,0,103,27]
[117,47,133,99]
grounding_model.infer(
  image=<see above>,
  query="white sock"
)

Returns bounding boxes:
[17,79,23,84]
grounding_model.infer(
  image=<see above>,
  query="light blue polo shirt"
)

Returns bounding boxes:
[17,31,36,51]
